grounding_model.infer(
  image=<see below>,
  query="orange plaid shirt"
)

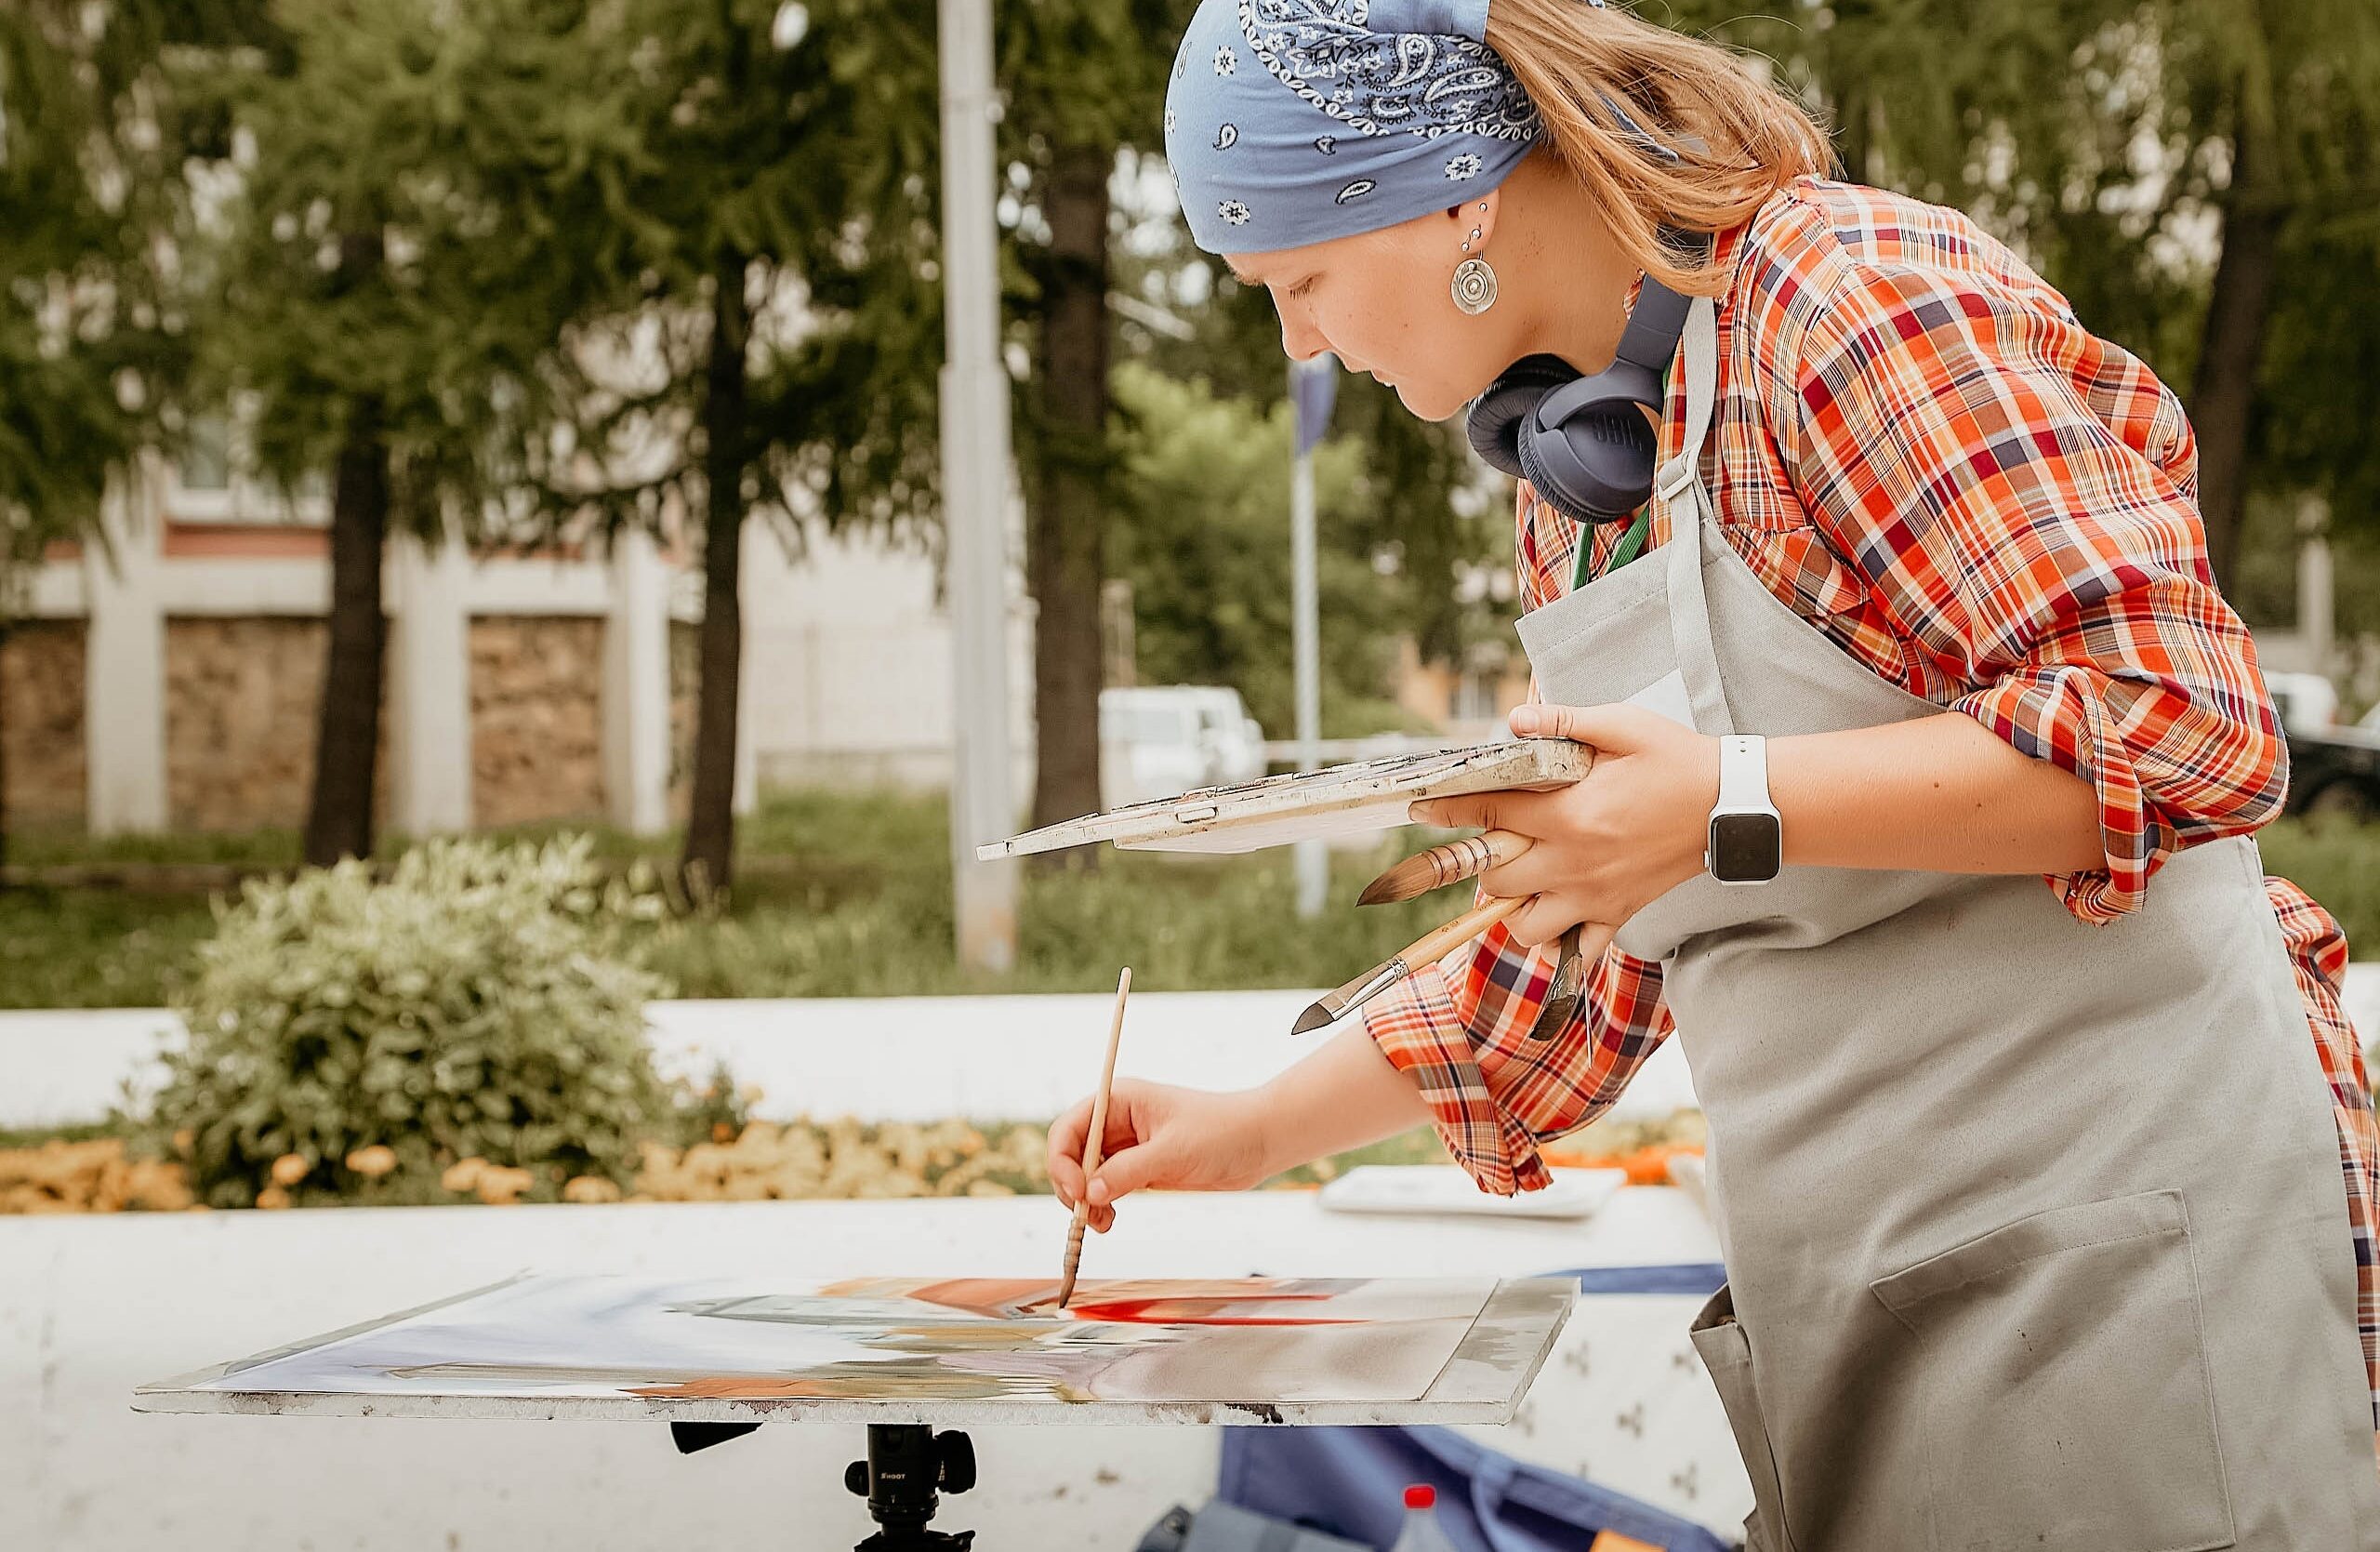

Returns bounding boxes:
[1362,177,2380,1426]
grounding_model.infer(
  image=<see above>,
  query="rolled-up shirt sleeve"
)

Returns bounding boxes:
[1789,262,2287,920]
[1361,475,1679,1193]
[1362,919,1673,1195]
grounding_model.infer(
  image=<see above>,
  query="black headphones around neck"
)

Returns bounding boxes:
[1463,263,1694,526]
[1459,98,1705,525]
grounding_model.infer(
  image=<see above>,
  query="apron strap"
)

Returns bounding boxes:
[1659,297,1733,733]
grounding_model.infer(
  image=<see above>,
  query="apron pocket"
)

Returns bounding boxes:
[1867,1188,2236,1552]
[1688,1284,1793,1552]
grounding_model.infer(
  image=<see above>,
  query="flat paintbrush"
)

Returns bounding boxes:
[1056,966,1132,1310]
[1290,894,1527,1037]
[1356,829,1533,906]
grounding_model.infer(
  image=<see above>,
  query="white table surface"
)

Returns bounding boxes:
[3,1187,1745,1550]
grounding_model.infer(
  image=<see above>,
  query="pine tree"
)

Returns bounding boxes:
[522,0,945,898]
[1735,0,2380,580]
[181,0,638,866]
[0,3,233,861]
[994,0,1194,838]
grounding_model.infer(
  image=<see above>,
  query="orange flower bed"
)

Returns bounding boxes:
[0,1117,1055,1214]
[1541,1141,1704,1187]
[0,1138,196,1214]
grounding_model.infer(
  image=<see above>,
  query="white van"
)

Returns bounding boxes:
[1098,686,1267,807]
[2265,670,2340,736]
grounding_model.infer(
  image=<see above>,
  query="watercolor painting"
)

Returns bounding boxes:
[189,1275,1501,1407]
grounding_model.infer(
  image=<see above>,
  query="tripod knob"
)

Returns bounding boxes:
[844,1459,869,1497]
[935,1430,976,1495]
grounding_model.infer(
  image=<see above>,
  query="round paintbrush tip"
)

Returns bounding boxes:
[1357,856,1432,906]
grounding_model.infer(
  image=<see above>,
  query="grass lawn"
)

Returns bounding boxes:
[0,889,221,1009]
[6,790,2379,1011]
[0,789,1483,1009]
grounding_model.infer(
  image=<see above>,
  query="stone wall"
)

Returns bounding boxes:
[24,613,647,837]
[469,617,604,829]
[0,622,88,827]
[164,617,362,833]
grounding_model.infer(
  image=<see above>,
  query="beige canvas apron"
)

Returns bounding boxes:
[1514,297,2380,1550]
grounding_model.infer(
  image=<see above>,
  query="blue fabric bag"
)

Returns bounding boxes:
[1217,1425,1733,1552]
[1215,1263,1735,1552]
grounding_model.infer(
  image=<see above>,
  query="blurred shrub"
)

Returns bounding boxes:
[142,836,681,1209]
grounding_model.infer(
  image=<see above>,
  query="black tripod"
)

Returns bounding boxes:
[670,1420,978,1550]
[846,1423,978,1550]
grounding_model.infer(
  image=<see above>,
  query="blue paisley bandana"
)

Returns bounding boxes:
[1164,0,1543,255]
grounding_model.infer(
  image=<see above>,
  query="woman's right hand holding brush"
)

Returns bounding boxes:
[1048,1020,1433,1229]
[1047,1081,1276,1232]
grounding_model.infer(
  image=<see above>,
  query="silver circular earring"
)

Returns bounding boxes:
[1452,256,1497,314]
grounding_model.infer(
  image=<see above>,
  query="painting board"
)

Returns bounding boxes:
[134,1274,1575,1428]
[974,740,1590,859]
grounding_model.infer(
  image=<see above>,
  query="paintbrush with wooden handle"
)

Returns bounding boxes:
[1356,829,1533,906]
[1056,966,1132,1310]
[1290,894,1527,1037]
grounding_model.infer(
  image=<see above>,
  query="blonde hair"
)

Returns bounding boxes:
[1484,0,1832,296]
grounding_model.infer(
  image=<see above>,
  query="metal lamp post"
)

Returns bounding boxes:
[937,0,1018,973]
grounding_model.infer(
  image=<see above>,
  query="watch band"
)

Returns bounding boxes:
[1707,734,1783,885]
[1715,735,1769,809]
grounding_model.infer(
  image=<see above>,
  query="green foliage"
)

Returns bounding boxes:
[1107,361,1432,739]
[5,823,303,871]
[509,0,947,544]
[631,788,1528,998]
[995,0,1197,511]
[0,888,217,1008]
[1732,0,2380,535]
[178,0,627,530]
[2228,494,2380,650]
[2259,815,2380,953]
[140,836,681,1207]
[2254,210,2380,529]
[15,794,2380,1016]
[0,3,224,577]
[640,839,1471,1001]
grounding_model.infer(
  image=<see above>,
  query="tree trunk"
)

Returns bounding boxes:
[2188,117,2287,586]
[302,401,390,868]
[0,617,11,875]
[680,251,748,901]
[1026,140,1112,840]
[1833,83,1872,183]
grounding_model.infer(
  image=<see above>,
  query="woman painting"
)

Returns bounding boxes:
[1049,1,2380,1545]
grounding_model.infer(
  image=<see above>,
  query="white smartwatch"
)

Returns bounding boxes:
[1706,735,1783,885]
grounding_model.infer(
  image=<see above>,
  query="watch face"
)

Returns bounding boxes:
[1709,811,1782,882]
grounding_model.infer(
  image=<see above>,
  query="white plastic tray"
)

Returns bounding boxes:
[1319,1165,1627,1222]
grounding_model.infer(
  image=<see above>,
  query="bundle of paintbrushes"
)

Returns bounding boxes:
[1291,830,1534,1036]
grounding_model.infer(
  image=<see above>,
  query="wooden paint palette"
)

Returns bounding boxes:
[977,739,1591,858]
